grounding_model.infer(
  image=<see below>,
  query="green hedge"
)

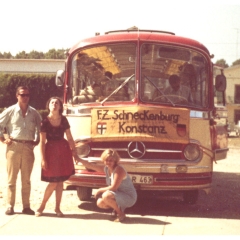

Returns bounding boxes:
[0,73,63,110]
[38,109,49,119]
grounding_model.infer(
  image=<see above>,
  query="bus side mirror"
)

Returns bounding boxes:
[215,74,226,92]
[55,70,65,87]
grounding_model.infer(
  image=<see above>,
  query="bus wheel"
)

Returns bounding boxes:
[183,190,198,204]
[76,187,92,201]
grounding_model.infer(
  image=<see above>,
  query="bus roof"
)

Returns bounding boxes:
[69,29,210,57]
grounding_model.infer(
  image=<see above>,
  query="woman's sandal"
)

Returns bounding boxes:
[55,211,64,217]
[111,210,117,217]
[35,211,43,217]
[114,213,126,222]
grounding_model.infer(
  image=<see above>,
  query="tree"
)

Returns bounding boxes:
[45,48,67,59]
[232,59,240,66]
[28,50,45,59]
[1,48,69,59]
[15,51,28,59]
[215,59,229,68]
[4,52,13,59]
[0,52,13,59]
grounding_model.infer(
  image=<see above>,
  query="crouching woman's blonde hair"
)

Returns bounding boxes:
[101,149,120,164]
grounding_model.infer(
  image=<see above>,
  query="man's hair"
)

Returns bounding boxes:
[169,75,180,85]
[16,86,30,95]
[105,71,113,79]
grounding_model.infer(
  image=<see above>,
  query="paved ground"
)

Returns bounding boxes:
[0,209,240,236]
[0,137,240,236]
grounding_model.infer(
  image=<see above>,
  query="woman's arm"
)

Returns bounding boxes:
[65,128,104,173]
[77,157,105,173]
[65,128,78,161]
[40,132,47,170]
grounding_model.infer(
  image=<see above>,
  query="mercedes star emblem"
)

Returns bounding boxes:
[128,141,146,159]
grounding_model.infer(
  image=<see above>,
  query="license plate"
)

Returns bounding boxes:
[129,174,153,184]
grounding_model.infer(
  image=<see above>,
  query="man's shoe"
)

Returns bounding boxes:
[5,207,14,215]
[22,208,35,215]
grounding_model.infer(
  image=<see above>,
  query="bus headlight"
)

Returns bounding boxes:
[76,144,90,157]
[183,143,202,161]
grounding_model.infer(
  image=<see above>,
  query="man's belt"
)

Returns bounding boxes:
[12,139,34,144]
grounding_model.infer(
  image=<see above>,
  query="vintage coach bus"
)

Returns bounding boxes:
[56,28,228,204]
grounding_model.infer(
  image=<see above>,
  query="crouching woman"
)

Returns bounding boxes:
[76,149,137,222]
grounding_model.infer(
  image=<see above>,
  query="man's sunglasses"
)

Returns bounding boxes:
[18,94,30,97]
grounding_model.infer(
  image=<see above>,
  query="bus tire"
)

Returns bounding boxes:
[76,187,92,201]
[183,190,198,204]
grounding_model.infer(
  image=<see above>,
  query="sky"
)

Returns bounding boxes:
[1,0,240,66]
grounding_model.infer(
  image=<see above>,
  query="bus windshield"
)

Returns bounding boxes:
[141,44,209,108]
[68,42,209,108]
[68,43,136,104]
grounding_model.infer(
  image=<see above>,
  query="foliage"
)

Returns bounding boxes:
[15,50,45,59]
[232,59,240,66]
[45,48,67,59]
[0,73,63,109]
[15,51,28,59]
[38,109,49,119]
[215,59,229,68]
[0,52,13,59]
[0,49,69,59]
[28,50,45,59]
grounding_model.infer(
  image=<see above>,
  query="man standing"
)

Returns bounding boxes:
[0,86,42,215]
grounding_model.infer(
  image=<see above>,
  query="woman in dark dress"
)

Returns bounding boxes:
[35,97,78,217]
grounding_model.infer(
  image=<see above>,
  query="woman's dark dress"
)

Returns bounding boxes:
[41,116,74,182]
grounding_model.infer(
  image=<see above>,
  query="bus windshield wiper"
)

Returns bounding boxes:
[100,74,135,106]
[144,75,175,106]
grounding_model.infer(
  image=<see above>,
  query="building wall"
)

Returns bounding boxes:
[224,65,240,104]
[0,59,65,74]
[224,64,240,128]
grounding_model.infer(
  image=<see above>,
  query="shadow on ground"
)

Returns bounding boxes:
[23,210,170,225]
[77,171,240,220]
